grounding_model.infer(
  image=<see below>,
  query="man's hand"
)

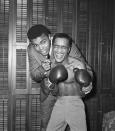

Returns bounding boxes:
[82,82,93,95]
[42,59,51,71]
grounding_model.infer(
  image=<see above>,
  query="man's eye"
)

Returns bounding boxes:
[62,46,68,50]
[41,40,46,44]
[34,44,39,47]
[54,45,58,48]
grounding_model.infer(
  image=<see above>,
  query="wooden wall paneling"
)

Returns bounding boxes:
[32,0,45,25]
[15,46,28,94]
[56,0,63,33]
[85,96,98,131]
[0,0,9,92]
[9,0,30,130]
[88,0,110,130]
[0,95,8,131]
[89,0,102,90]
[98,1,114,129]
[77,0,89,60]
[15,0,31,130]
[16,49,26,90]
[8,0,16,130]
[0,31,9,91]
[91,0,114,130]
[29,95,41,131]
[16,0,27,43]
[87,0,114,130]
[46,0,58,34]
[100,94,115,114]
[88,0,93,65]
[72,0,78,42]
[27,0,32,29]
[15,0,28,94]
[100,0,113,91]
[0,0,9,131]
[46,0,75,35]
[77,0,99,131]
[92,1,104,130]
[13,94,29,131]
[62,0,73,36]
[113,0,115,91]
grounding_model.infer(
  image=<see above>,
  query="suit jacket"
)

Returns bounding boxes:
[27,44,51,102]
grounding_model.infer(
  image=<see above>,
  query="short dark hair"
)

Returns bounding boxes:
[27,24,51,41]
[52,33,72,47]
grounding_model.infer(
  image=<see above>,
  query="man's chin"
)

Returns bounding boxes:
[42,52,49,56]
[55,59,63,63]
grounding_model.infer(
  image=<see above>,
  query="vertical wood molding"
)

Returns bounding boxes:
[44,0,48,25]
[27,0,33,29]
[112,0,115,89]
[72,0,77,41]
[8,0,16,130]
[87,0,92,64]
[8,0,16,93]
[56,0,63,32]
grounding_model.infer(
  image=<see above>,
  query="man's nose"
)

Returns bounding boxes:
[56,47,62,52]
[58,46,64,52]
[39,44,46,49]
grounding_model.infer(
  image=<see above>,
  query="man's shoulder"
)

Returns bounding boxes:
[68,56,83,63]
[68,56,85,69]
[27,44,34,53]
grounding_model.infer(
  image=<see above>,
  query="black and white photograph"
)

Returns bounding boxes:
[0,0,115,131]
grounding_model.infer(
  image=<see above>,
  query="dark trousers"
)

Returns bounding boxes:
[40,94,56,131]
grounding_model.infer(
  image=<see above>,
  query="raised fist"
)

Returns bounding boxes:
[42,59,51,71]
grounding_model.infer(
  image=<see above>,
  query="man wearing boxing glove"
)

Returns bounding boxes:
[27,24,93,131]
[46,33,93,131]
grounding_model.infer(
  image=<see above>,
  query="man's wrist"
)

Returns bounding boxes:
[43,71,48,78]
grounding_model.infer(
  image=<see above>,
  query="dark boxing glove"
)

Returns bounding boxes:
[74,68,92,87]
[49,64,68,84]
[48,64,68,96]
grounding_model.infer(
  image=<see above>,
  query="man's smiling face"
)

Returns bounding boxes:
[31,34,50,56]
[53,37,70,63]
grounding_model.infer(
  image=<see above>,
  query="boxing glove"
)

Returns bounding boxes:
[74,68,92,87]
[49,64,68,84]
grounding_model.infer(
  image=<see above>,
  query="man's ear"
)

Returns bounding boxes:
[68,47,71,54]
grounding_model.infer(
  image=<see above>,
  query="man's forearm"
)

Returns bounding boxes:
[30,66,46,83]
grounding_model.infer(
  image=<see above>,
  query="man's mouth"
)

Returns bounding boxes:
[41,49,48,53]
[55,53,64,59]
